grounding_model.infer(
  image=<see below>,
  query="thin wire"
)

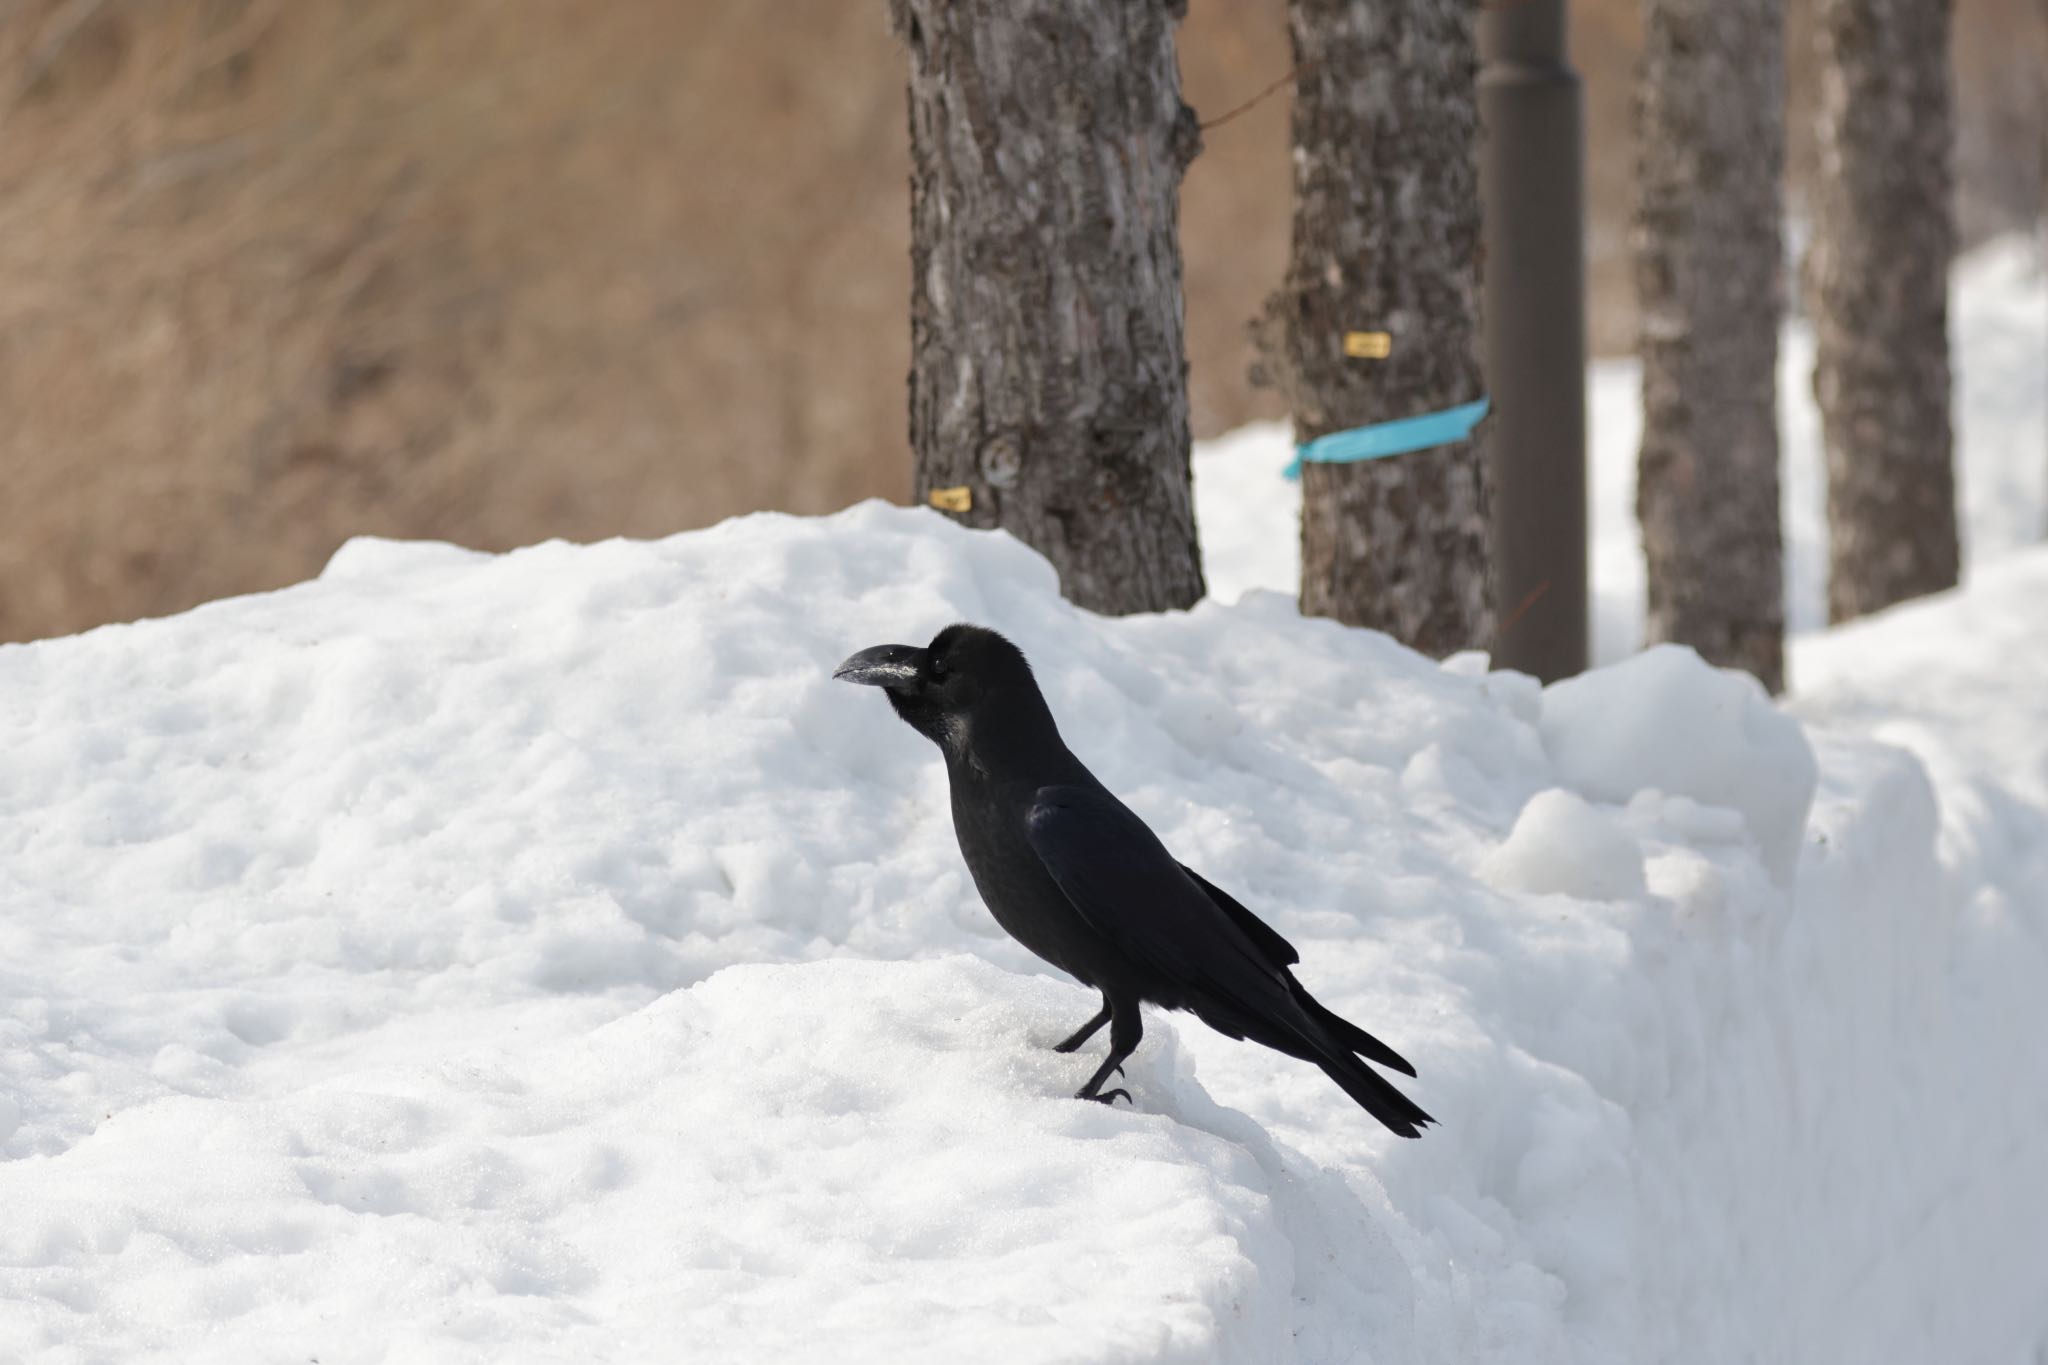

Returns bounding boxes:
[1494,579,1554,643]
[1198,57,1320,132]
[1199,1,1548,136]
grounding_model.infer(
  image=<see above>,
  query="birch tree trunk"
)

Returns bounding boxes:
[1809,0,1960,623]
[1254,0,1494,657]
[1634,0,1788,691]
[890,0,1206,616]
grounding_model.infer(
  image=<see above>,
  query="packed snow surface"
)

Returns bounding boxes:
[6,496,2048,1362]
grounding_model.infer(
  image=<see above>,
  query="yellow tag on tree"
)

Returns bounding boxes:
[928,485,973,513]
[1343,331,1393,359]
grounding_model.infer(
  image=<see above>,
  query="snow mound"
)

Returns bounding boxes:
[3,503,2046,1362]
[1482,789,1646,900]
[1540,644,1817,882]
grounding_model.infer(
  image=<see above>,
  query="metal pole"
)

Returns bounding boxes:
[1479,0,1588,680]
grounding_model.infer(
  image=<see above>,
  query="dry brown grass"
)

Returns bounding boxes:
[0,0,2039,642]
[0,0,922,640]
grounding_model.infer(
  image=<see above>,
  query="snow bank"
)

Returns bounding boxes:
[0,508,1461,1362]
[1540,644,1816,882]
[5,500,2045,1362]
[1786,550,2048,1362]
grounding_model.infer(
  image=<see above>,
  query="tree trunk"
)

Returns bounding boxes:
[1254,0,1494,658]
[1809,0,1960,623]
[890,0,1205,616]
[1634,0,1788,691]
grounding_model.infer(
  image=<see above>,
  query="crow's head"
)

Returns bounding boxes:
[834,624,1053,759]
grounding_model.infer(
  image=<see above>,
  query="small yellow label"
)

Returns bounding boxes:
[928,485,973,513]
[1343,330,1393,359]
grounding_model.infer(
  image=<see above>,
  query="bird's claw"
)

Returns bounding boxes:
[1086,1088,1131,1106]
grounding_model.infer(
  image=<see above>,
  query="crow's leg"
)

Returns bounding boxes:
[1075,997,1142,1106]
[1052,994,1112,1053]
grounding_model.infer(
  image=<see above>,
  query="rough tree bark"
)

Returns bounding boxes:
[889,0,1205,616]
[1256,0,1494,656]
[1809,0,1960,623]
[1634,0,1788,691]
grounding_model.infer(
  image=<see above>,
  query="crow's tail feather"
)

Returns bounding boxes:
[1319,1053,1435,1138]
[1292,981,1418,1079]
[1186,983,1433,1138]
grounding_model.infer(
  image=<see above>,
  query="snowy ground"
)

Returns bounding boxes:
[2,242,2044,1363]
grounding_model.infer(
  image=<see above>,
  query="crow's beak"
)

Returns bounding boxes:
[833,643,925,689]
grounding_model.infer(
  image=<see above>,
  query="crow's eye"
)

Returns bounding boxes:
[928,656,948,680]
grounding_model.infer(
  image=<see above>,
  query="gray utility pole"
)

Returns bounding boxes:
[1478,0,1587,682]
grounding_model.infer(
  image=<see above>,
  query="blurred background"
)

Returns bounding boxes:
[1,0,2042,644]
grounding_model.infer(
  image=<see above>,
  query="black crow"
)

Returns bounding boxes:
[834,624,1433,1137]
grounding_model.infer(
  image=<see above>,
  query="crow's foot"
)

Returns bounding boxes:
[1052,1003,1113,1054]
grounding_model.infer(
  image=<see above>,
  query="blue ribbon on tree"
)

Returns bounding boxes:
[1283,396,1492,479]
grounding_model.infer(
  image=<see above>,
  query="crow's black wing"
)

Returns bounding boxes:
[1024,785,1318,1041]
[1179,863,1300,967]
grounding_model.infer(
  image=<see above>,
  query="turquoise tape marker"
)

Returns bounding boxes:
[1283,396,1491,479]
